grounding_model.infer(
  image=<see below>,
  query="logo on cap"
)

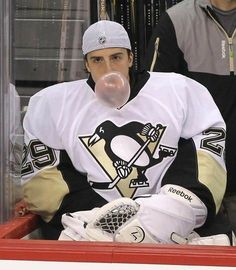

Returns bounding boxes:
[98,36,106,44]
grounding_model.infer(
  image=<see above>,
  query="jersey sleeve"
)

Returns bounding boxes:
[23,84,66,150]
[21,85,67,222]
[145,12,187,73]
[162,75,226,226]
[21,140,106,226]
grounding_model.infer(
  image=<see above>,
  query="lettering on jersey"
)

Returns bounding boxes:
[168,187,193,202]
[78,120,177,198]
[200,127,226,157]
[21,139,57,176]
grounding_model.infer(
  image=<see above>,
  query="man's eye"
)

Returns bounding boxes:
[93,58,102,63]
[112,56,121,61]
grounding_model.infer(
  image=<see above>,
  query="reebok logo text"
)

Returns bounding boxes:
[168,187,192,202]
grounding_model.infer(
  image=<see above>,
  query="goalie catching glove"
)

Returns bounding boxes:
[59,184,209,243]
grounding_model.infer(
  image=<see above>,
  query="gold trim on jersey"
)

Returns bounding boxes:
[197,150,226,213]
[23,167,69,222]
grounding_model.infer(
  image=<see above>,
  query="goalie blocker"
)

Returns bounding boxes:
[59,184,234,245]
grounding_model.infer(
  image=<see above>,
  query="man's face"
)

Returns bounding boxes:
[85,48,133,83]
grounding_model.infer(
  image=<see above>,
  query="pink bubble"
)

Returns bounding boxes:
[95,71,130,108]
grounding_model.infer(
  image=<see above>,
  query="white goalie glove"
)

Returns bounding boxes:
[59,184,232,245]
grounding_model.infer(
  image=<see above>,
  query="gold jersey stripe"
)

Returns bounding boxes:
[197,150,226,213]
[23,167,69,222]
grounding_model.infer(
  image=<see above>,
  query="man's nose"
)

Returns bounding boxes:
[104,60,113,73]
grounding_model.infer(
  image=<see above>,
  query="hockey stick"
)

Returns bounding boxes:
[89,138,151,189]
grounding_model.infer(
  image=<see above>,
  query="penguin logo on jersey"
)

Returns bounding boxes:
[79,121,177,197]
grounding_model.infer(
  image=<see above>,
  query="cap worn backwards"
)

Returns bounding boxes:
[82,20,131,55]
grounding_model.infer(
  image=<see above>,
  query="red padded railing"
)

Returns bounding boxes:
[0,213,236,266]
[0,213,39,239]
[0,239,236,266]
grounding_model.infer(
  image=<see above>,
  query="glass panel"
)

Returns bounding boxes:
[14,0,91,107]
[0,0,23,223]
[0,0,91,223]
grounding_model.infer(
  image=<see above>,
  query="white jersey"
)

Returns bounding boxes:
[21,71,226,229]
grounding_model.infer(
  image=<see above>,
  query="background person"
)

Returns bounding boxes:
[145,0,236,233]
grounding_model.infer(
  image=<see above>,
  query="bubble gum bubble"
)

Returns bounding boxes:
[95,72,130,108]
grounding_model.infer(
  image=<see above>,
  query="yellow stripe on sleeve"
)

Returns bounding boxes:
[23,167,69,222]
[197,150,226,213]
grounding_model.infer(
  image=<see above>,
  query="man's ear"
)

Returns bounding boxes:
[129,52,134,68]
[85,61,91,73]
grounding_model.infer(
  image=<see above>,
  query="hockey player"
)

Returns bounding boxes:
[21,20,233,244]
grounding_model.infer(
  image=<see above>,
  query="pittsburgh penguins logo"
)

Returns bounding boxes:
[79,121,177,197]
